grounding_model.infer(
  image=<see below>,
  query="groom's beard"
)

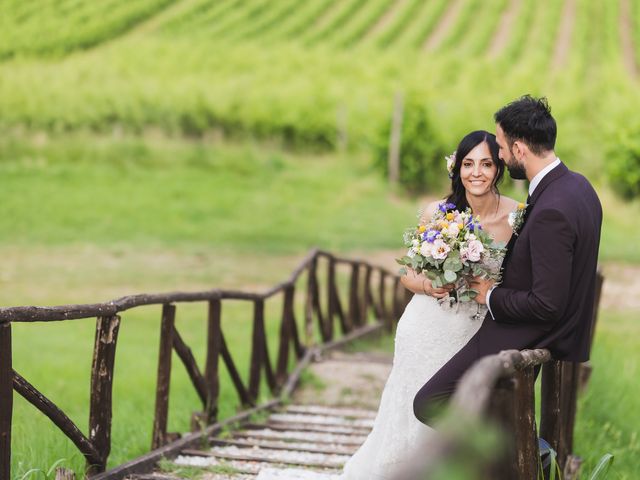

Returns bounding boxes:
[506,160,527,180]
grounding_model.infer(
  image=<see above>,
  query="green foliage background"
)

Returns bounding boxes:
[1,0,639,478]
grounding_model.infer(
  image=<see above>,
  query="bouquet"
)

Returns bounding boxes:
[397,202,505,303]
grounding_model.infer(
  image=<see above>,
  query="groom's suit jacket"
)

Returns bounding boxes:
[414,162,602,423]
[484,161,602,362]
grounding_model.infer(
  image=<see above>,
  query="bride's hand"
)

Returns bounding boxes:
[400,269,454,298]
[422,279,454,299]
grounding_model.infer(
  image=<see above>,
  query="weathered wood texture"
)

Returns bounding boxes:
[88,315,121,474]
[151,305,175,450]
[0,249,404,479]
[0,323,12,480]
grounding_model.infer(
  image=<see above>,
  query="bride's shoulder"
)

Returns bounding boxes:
[499,196,521,214]
[420,199,445,223]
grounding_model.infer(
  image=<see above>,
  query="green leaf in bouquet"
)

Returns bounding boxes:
[396,256,411,266]
[444,270,457,283]
[443,257,463,272]
[468,290,478,299]
[426,270,438,280]
[458,293,471,302]
[399,267,408,276]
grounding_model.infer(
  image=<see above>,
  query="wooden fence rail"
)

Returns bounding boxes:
[0,249,408,479]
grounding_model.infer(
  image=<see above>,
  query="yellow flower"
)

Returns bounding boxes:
[418,225,427,233]
[518,202,525,210]
[458,223,463,229]
[439,221,449,230]
[446,213,454,221]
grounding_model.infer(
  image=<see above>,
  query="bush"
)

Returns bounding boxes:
[608,129,640,199]
[374,93,447,192]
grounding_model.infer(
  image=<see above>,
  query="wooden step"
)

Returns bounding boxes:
[233,429,367,447]
[210,438,356,455]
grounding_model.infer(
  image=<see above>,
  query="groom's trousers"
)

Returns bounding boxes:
[413,316,547,426]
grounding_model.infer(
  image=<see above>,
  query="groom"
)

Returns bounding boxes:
[413,95,603,424]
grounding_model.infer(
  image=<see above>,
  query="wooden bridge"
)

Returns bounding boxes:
[0,249,603,479]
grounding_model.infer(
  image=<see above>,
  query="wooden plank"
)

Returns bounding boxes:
[361,265,372,326]
[13,370,101,466]
[0,323,12,480]
[232,431,365,447]
[151,305,175,450]
[204,298,222,423]
[88,315,121,474]
[180,448,344,470]
[209,438,356,455]
[90,400,281,480]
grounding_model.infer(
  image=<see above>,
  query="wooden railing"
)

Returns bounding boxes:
[0,249,410,479]
[396,271,605,480]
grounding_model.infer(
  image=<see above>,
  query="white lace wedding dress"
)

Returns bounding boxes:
[254,296,489,480]
[338,294,487,479]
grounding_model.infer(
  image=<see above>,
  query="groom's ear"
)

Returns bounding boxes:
[512,140,527,159]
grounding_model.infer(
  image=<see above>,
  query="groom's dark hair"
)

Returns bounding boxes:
[494,95,556,155]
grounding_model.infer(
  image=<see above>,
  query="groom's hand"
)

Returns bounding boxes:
[470,277,495,305]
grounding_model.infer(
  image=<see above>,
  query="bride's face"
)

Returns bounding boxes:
[460,141,497,197]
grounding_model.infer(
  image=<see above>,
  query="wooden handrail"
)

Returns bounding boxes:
[0,249,407,478]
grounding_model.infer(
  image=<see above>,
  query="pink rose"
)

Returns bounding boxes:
[466,239,484,262]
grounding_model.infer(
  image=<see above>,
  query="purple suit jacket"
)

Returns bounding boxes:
[483,162,602,362]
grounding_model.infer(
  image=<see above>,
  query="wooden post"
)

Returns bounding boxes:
[513,368,538,479]
[388,92,404,184]
[348,264,360,328]
[378,272,390,330]
[541,360,572,467]
[248,299,265,402]
[309,257,328,342]
[276,286,294,385]
[151,305,175,449]
[204,299,221,423]
[0,322,12,480]
[361,265,372,326]
[88,315,121,474]
[329,260,347,335]
[304,264,315,345]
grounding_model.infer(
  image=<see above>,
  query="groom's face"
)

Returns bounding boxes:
[496,124,527,180]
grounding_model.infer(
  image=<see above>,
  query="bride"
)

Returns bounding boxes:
[339,130,519,479]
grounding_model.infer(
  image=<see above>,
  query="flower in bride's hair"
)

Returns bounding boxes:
[445,151,456,178]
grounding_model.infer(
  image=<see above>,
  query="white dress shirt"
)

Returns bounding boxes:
[485,158,561,319]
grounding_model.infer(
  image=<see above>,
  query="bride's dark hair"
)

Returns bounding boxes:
[445,130,505,211]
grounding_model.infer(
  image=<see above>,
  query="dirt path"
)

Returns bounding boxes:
[551,0,577,69]
[487,0,523,58]
[619,0,639,79]
[422,0,465,52]
[362,0,408,42]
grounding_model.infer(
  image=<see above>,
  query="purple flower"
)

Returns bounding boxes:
[422,230,438,243]
[438,202,457,213]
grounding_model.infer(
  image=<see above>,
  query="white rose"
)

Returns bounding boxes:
[419,242,433,257]
[508,212,516,227]
[466,239,484,262]
[446,223,460,237]
[431,239,451,260]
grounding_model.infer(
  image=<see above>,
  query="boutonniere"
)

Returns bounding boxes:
[508,202,528,236]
